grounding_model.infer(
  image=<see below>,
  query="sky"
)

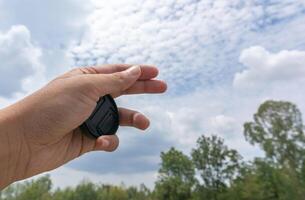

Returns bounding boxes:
[1,0,305,189]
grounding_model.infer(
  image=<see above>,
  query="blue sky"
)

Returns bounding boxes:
[1,0,305,188]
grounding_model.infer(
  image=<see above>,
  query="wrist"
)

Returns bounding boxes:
[0,105,30,189]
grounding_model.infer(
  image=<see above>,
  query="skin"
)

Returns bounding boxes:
[0,64,167,189]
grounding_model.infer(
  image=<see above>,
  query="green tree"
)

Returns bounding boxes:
[244,100,305,170]
[191,135,241,200]
[7,176,52,200]
[52,187,74,200]
[0,184,23,200]
[226,158,305,200]
[242,100,305,199]
[69,181,99,200]
[155,147,196,200]
[126,184,152,200]
[97,184,129,200]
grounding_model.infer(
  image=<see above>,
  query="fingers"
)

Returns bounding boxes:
[92,64,159,80]
[59,64,167,99]
[74,129,119,154]
[75,107,150,155]
[123,80,167,95]
[119,108,150,130]
[61,64,159,80]
[80,108,149,153]
[87,65,142,97]
[111,80,167,98]
[94,135,119,152]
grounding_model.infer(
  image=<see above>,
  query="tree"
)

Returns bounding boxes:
[69,181,99,200]
[242,100,305,198]
[155,147,196,200]
[97,184,129,200]
[0,184,23,200]
[226,158,305,200]
[126,184,152,200]
[244,100,305,170]
[52,187,74,200]
[191,135,241,200]
[9,176,52,200]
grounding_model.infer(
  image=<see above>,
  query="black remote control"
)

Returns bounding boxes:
[80,95,120,138]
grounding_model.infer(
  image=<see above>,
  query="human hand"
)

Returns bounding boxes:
[0,64,167,189]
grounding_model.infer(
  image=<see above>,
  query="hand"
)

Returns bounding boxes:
[0,64,167,189]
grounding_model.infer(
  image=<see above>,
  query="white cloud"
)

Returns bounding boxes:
[0,0,93,79]
[234,46,305,89]
[0,0,91,47]
[70,0,305,95]
[209,115,239,137]
[49,167,158,189]
[70,0,266,92]
[116,91,255,153]
[0,25,45,97]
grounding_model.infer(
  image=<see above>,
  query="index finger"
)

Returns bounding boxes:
[92,64,159,80]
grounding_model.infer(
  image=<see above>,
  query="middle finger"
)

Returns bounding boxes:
[112,80,167,98]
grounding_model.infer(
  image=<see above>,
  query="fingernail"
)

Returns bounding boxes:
[102,139,110,148]
[126,65,141,77]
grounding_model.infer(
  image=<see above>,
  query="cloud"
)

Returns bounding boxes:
[0,0,91,47]
[70,0,305,95]
[234,46,305,89]
[0,25,44,97]
[27,167,157,189]
[70,0,258,94]
[0,0,93,79]
[209,115,239,137]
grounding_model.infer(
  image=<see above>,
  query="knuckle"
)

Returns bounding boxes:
[69,68,82,74]
[112,73,125,85]
[79,66,99,74]
[66,68,84,77]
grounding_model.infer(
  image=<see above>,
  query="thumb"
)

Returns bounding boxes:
[87,65,141,97]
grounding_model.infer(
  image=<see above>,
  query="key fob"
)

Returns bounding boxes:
[80,95,119,138]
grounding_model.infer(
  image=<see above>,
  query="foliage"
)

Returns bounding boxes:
[2,100,305,200]
[154,147,196,200]
[0,175,52,200]
[191,135,241,200]
[244,100,305,170]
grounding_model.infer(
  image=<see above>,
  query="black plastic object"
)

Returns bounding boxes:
[80,95,120,138]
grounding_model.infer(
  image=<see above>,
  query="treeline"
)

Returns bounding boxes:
[1,100,305,200]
